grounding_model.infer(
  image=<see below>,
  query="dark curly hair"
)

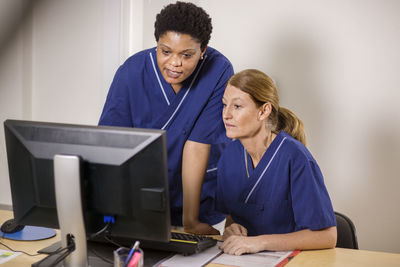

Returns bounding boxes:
[154,1,212,50]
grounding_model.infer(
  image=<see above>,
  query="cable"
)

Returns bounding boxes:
[0,233,71,258]
[0,239,42,257]
[104,235,123,248]
[86,224,123,264]
[88,223,110,240]
[89,248,114,264]
[2,229,114,265]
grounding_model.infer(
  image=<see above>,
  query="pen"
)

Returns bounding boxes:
[123,241,140,267]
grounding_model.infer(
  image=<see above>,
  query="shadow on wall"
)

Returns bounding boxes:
[0,0,33,56]
[358,120,400,253]
[266,28,329,154]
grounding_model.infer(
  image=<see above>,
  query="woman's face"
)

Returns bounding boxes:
[156,31,205,93]
[222,84,266,140]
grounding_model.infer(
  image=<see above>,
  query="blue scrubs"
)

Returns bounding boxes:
[99,47,234,226]
[216,131,336,236]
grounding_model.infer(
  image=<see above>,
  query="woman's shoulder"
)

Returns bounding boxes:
[204,47,232,68]
[115,48,156,76]
[278,131,316,162]
[122,47,156,68]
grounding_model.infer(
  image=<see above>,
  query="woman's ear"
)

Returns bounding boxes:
[258,103,272,121]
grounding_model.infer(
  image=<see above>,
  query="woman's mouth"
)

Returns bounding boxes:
[225,123,235,128]
[166,69,182,79]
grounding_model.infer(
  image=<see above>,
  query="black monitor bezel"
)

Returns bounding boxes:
[4,119,171,243]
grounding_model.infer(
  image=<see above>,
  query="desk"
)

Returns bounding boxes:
[0,209,61,266]
[2,209,400,267]
[285,247,400,267]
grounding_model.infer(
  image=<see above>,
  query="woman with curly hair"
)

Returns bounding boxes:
[99,2,233,234]
[217,69,337,254]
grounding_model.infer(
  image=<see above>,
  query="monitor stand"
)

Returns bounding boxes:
[0,225,56,241]
[53,154,88,267]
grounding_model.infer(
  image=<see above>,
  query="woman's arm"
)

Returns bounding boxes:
[182,140,219,234]
[220,226,337,255]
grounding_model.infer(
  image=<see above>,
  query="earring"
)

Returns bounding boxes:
[200,55,204,60]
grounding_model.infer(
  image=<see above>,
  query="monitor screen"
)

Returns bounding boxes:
[4,119,171,243]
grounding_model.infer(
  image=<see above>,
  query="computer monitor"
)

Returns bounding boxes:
[4,119,171,264]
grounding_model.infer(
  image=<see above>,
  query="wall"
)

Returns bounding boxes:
[1,0,399,254]
[141,0,400,254]
[0,0,32,208]
[0,0,126,205]
[212,0,400,253]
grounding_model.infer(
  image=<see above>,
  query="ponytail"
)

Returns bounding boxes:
[276,107,306,146]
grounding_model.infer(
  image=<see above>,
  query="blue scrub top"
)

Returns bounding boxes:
[216,131,336,236]
[99,47,234,226]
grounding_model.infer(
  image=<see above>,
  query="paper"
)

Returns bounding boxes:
[211,250,297,267]
[0,249,21,264]
[158,244,222,267]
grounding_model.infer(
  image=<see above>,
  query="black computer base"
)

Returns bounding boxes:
[35,240,172,267]
[37,241,62,254]
[34,241,113,267]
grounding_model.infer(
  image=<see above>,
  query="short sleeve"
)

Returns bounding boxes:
[98,65,133,127]
[290,153,336,231]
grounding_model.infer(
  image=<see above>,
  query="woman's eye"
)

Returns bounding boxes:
[222,103,227,108]
[162,50,170,55]
[183,53,193,58]
[234,105,241,109]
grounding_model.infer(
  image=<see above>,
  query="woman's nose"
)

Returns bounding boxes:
[170,54,182,66]
[223,107,232,119]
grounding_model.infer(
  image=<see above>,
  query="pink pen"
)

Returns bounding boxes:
[127,251,141,267]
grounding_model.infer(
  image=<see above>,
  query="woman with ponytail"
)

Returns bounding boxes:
[216,69,337,255]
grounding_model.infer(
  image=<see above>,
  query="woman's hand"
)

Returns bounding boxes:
[184,221,220,235]
[222,223,248,240]
[219,235,262,255]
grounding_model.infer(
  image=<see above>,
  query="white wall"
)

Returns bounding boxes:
[0,0,126,204]
[216,0,400,253]
[141,0,400,254]
[0,0,32,208]
[1,0,399,254]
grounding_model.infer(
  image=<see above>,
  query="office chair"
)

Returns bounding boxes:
[335,211,359,249]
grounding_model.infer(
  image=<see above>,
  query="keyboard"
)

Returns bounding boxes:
[139,232,218,256]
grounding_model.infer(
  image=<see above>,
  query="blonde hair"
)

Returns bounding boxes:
[227,69,306,145]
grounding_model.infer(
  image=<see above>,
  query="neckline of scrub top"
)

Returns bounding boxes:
[242,131,288,203]
[149,50,208,130]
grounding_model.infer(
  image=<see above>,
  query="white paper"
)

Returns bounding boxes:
[211,250,294,267]
[0,249,21,264]
[158,244,222,267]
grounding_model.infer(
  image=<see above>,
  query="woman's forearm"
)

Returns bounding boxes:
[221,227,337,255]
[257,227,337,251]
[181,140,210,228]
